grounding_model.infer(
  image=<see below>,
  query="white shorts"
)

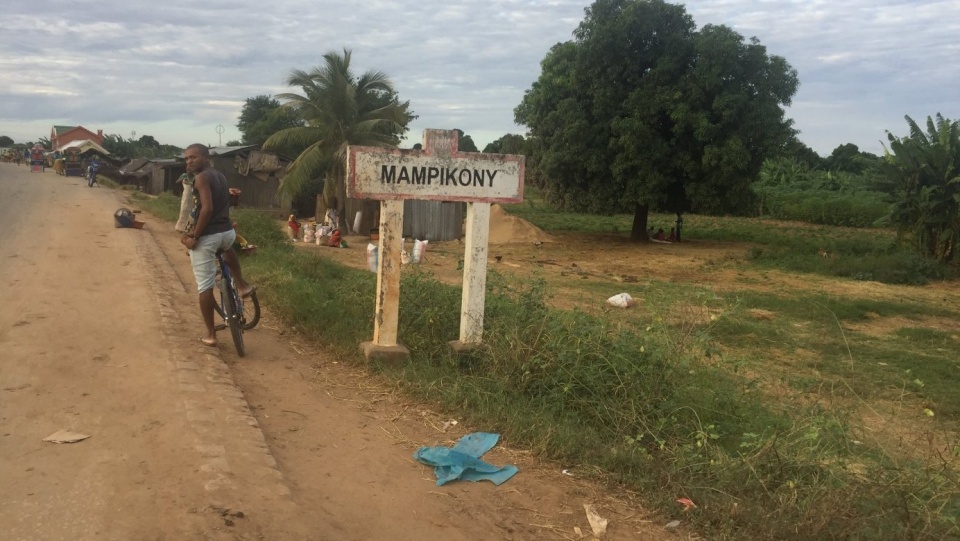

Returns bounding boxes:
[188,230,237,293]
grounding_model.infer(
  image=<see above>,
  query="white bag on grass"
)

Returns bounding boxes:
[412,239,429,263]
[606,293,635,308]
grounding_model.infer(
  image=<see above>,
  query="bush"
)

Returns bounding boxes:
[747,239,951,285]
[756,187,890,227]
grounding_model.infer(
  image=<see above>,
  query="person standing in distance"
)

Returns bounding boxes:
[180,144,255,347]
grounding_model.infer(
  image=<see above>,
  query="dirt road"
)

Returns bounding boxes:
[0,164,679,540]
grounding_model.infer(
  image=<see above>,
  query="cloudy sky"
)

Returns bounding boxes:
[1,1,957,157]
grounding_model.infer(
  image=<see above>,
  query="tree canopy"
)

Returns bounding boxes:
[515,0,799,240]
[824,143,880,174]
[0,135,14,147]
[454,129,479,152]
[483,134,527,155]
[882,114,960,263]
[101,134,181,159]
[263,49,415,226]
[237,95,305,147]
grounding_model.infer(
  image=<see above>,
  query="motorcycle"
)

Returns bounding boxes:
[87,159,101,187]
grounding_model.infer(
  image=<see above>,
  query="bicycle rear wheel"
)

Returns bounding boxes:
[220,277,245,357]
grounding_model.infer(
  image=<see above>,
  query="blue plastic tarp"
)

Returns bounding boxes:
[414,432,519,486]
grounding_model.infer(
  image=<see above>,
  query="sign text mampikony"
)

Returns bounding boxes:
[347,142,524,204]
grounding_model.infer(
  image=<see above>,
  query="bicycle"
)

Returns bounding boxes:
[212,249,260,356]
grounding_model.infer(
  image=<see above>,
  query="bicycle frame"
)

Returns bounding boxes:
[216,251,245,356]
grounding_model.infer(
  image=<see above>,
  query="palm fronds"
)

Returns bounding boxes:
[263,48,414,221]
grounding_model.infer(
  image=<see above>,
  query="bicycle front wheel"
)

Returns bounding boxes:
[220,278,245,357]
[241,290,260,330]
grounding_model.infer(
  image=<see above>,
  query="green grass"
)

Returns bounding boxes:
[134,187,960,540]
[129,191,181,223]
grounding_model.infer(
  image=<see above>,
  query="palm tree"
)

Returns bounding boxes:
[882,114,960,263]
[264,49,414,229]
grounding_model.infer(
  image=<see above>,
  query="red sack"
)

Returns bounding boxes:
[328,229,342,247]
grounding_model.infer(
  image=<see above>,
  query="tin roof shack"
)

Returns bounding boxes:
[151,159,186,194]
[119,158,155,191]
[118,158,185,194]
[204,146,291,210]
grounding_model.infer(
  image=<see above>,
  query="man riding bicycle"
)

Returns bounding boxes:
[180,144,255,348]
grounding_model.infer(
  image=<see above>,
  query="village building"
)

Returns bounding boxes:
[118,145,293,211]
[50,125,104,151]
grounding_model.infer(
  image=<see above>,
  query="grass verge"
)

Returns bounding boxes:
[135,190,960,540]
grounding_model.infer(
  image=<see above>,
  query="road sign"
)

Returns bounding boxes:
[348,129,525,360]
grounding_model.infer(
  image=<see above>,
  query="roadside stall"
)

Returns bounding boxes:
[64,148,82,176]
[30,144,45,172]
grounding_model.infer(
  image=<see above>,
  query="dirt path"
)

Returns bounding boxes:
[0,165,681,540]
[0,165,306,539]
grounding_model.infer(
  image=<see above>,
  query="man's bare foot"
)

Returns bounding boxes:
[239,284,257,298]
[199,336,217,347]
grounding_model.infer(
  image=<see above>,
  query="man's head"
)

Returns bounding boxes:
[184,143,210,173]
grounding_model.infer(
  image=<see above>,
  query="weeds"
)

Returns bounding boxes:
[237,240,959,539]
[130,188,960,539]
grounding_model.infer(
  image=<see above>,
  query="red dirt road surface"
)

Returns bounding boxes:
[0,164,685,540]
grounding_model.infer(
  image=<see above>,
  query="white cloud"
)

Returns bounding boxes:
[0,0,957,157]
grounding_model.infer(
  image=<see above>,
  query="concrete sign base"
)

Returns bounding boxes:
[361,341,410,365]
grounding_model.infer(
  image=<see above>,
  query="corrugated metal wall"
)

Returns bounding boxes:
[212,157,287,210]
[344,198,380,234]
[402,200,464,241]
[338,199,462,240]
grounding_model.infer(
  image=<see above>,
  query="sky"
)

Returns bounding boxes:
[1,1,957,157]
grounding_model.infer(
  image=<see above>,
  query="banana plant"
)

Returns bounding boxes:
[882,114,960,263]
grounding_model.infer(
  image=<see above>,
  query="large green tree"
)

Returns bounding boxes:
[454,129,479,152]
[483,134,527,155]
[882,114,960,263]
[102,134,181,159]
[263,49,414,227]
[236,95,305,147]
[515,0,798,241]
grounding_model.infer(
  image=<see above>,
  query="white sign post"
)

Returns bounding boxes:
[347,129,524,362]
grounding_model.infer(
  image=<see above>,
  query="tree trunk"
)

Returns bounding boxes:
[675,213,684,243]
[630,203,650,241]
[336,177,348,233]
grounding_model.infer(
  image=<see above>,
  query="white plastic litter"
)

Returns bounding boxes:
[43,430,91,444]
[606,292,635,308]
[583,504,609,537]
